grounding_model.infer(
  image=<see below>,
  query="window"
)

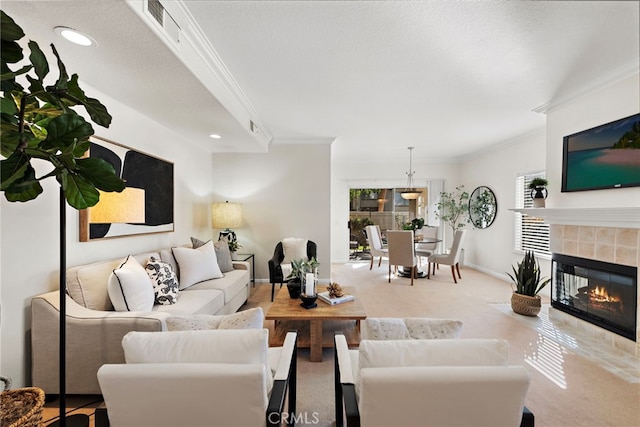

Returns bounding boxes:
[515,172,550,255]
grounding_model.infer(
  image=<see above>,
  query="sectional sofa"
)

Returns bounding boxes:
[30,240,250,395]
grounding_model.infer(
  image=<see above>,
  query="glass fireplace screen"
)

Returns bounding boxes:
[552,254,637,341]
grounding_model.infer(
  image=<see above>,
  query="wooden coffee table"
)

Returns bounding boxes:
[265,286,366,362]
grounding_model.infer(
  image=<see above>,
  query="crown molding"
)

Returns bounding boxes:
[127,0,272,148]
[533,58,639,114]
[271,137,336,145]
[457,127,546,163]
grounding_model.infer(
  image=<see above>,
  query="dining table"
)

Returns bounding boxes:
[398,237,441,279]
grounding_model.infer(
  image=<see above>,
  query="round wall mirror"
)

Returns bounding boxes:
[469,186,497,229]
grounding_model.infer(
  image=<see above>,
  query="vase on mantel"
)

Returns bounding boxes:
[530,187,547,208]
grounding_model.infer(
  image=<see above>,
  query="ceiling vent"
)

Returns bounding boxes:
[146,0,180,45]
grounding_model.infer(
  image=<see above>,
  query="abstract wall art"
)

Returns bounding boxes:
[79,136,174,241]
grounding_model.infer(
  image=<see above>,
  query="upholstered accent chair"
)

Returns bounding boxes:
[365,225,388,270]
[428,229,467,283]
[386,230,417,286]
[334,335,534,427]
[96,329,297,427]
[268,238,317,301]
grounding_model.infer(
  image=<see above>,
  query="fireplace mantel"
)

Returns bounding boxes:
[510,207,640,229]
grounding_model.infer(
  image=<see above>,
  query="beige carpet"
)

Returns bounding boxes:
[43,261,640,426]
[248,261,640,427]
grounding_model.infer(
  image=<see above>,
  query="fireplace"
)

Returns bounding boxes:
[552,254,637,341]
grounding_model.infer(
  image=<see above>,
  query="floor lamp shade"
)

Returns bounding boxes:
[90,188,146,224]
[211,202,242,229]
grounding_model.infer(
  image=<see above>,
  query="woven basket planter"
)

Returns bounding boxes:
[0,387,45,427]
[511,293,541,317]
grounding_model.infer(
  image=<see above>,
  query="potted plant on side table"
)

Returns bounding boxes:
[507,251,550,316]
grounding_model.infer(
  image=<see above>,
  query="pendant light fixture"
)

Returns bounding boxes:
[401,146,422,200]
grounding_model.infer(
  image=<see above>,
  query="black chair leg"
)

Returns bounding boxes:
[271,283,276,301]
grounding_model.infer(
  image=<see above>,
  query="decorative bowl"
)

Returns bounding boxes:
[300,294,318,309]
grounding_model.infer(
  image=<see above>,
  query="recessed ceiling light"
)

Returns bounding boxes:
[54,27,95,47]
[209,134,221,139]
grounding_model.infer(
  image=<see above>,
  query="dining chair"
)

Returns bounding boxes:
[365,225,388,270]
[428,229,467,283]
[386,230,417,286]
[415,226,439,266]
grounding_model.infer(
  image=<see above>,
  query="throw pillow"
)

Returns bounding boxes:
[282,237,308,264]
[213,240,235,273]
[107,255,155,312]
[190,236,207,249]
[172,240,223,289]
[165,308,264,331]
[192,237,235,273]
[362,318,463,340]
[145,256,179,305]
[218,307,264,329]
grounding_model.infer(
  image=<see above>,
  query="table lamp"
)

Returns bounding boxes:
[211,201,242,249]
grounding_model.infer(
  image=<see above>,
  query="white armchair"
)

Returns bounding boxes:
[334,335,534,427]
[96,329,297,427]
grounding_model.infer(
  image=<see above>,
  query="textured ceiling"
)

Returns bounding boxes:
[2,1,639,164]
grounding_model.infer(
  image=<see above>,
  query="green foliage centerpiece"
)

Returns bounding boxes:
[286,257,319,299]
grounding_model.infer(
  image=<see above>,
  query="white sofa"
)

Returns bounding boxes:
[96,329,298,427]
[31,242,251,395]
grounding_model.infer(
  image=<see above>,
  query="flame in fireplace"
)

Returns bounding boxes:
[589,286,620,304]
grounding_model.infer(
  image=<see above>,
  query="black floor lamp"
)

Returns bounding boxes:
[49,188,145,427]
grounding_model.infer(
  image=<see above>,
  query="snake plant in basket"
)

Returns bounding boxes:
[507,251,550,316]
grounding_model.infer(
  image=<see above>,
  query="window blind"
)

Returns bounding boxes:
[515,173,550,255]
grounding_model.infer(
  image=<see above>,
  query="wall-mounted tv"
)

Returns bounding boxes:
[562,113,640,192]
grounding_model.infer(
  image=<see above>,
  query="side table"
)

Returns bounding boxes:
[234,253,255,286]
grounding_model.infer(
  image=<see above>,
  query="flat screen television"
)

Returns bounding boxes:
[562,113,640,192]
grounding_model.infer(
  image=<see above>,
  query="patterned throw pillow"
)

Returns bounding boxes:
[165,308,264,331]
[145,256,179,305]
[361,318,463,340]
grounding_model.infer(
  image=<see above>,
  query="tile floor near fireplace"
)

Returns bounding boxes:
[494,304,640,383]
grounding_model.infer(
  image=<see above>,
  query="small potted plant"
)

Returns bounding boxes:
[286,257,319,299]
[507,251,550,316]
[220,232,243,259]
[528,177,548,208]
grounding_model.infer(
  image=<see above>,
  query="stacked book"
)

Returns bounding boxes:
[318,291,355,305]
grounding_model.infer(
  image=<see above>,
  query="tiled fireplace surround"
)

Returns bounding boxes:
[549,223,639,355]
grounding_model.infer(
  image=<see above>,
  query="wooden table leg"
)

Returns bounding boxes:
[309,319,323,362]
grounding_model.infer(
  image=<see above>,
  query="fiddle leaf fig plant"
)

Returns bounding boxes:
[1,10,125,209]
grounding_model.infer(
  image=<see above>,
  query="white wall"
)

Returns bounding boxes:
[546,73,640,209]
[331,155,461,264]
[460,130,548,278]
[210,144,332,282]
[0,84,215,387]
